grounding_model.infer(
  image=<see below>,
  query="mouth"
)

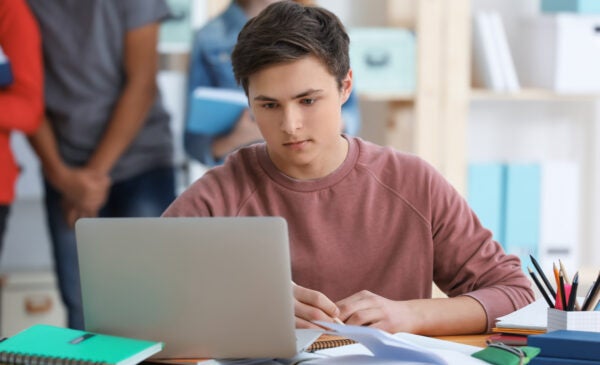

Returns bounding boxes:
[283,139,310,149]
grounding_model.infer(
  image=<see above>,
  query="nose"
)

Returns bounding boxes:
[280,105,302,134]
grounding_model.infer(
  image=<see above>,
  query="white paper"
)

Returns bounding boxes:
[495,298,548,330]
[306,322,488,365]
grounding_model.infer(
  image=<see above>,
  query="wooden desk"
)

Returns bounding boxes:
[435,334,488,348]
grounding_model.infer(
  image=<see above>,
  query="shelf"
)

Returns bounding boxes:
[358,92,415,102]
[470,88,600,102]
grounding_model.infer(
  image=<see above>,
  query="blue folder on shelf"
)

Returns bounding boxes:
[186,87,248,135]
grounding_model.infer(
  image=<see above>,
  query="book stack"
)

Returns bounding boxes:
[528,330,600,364]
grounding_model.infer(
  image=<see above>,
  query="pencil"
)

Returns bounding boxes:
[559,259,571,285]
[530,255,556,298]
[567,272,578,311]
[582,270,600,311]
[333,317,345,325]
[528,267,554,308]
[559,272,567,310]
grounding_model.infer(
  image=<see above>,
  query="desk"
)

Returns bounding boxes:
[435,334,488,348]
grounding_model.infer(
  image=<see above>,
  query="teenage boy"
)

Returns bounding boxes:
[163,1,534,335]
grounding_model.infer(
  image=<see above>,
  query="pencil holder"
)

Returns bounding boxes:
[547,308,600,333]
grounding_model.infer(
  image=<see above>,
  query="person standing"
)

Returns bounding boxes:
[27,0,176,329]
[0,0,44,253]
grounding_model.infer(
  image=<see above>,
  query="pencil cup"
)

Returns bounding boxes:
[547,308,600,333]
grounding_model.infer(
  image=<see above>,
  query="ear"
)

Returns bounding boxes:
[340,69,353,104]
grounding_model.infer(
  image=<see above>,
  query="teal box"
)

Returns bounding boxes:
[541,0,600,13]
[349,28,416,95]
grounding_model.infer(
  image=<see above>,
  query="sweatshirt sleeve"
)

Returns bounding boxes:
[0,0,43,134]
[427,164,534,332]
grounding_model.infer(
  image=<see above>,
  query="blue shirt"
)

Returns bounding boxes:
[185,2,361,166]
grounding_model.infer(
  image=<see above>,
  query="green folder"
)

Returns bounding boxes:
[0,324,163,365]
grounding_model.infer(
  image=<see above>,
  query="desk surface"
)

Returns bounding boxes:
[435,334,488,348]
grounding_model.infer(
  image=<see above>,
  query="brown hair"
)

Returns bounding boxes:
[231,1,350,94]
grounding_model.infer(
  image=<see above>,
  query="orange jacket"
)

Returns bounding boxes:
[0,0,43,204]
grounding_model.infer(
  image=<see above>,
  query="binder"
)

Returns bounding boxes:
[0,324,163,365]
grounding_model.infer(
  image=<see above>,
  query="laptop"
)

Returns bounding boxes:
[74,217,321,359]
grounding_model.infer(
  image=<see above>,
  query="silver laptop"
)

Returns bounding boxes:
[74,217,320,359]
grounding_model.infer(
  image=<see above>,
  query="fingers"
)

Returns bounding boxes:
[293,283,340,326]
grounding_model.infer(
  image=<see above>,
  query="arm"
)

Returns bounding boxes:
[0,0,43,134]
[85,22,161,175]
[340,90,361,136]
[185,31,262,166]
[335,291,487,335]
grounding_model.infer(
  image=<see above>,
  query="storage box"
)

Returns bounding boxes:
[349,28,416,95]
[516,15,600,93]
[0,271,66,337]
[547,308,600,333]
[542,0,600,14]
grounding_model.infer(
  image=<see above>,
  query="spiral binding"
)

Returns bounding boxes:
[0,351,108,365]
[306,334,356,352]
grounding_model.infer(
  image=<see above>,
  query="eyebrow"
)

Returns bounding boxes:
[253,88,324,102]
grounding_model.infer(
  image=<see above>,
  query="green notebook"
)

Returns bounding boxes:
[0,324,163,365]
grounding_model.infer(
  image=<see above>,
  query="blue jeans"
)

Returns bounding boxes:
[0,204,9,255]
[44,166,176,329]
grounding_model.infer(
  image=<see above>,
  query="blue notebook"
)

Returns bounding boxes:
[528,330,600,361]
[186,87,248,135]
[530,356,600,365]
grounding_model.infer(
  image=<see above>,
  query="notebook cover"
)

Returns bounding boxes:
[530,356,600,365]
[527,330,600,361]
[0,324,163,365]
[187,87,247,135]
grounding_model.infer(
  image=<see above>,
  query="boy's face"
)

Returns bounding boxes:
[247,56,352,180]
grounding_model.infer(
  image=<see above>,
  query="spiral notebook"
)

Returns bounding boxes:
[0,324,163,365]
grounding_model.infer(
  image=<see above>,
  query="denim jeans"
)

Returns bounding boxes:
[0,204,9,255]
[44,166,176,329]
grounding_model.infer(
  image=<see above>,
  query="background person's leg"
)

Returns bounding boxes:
[43,180,84,329]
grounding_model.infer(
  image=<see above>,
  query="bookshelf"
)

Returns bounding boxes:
[377,0,471,194]
[361,0,599,269]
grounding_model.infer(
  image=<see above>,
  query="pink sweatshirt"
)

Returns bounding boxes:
[163,136,534,331]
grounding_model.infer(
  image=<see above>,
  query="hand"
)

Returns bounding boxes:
[293,282,341,330]
[232,109,262,143]
[336,290,418,333]
[57,167,111,217]
[213,109,263,159]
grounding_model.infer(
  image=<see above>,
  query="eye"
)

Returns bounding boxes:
[261,102,277,109]
[301,98,316,105]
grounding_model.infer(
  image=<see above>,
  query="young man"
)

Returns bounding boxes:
[163,1,534,335]
[185,0,360,167]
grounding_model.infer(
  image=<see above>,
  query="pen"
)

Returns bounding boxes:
[559,272,567,310]
[530,255,556,298]
[582,271,600,311]
[528,267,554,308]
[567,272,578,311]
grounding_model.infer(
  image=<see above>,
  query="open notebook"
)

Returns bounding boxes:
[75,217,320,360]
